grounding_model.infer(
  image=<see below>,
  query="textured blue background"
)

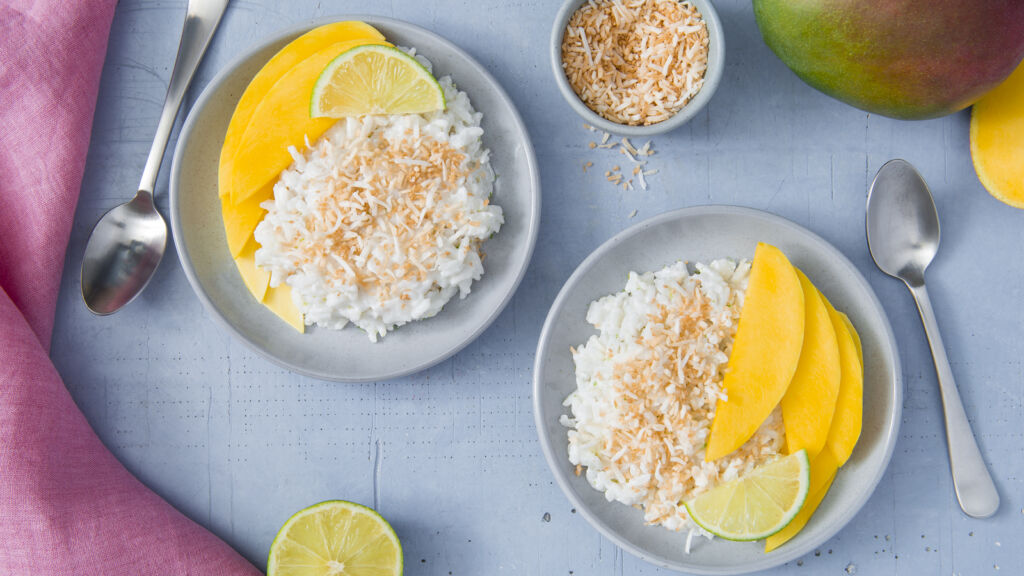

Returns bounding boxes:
[52,0,1022,574]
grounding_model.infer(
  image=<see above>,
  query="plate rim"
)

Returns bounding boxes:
[169,15,541,382]
[531,204,902,574]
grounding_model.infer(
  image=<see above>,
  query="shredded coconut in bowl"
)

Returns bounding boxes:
[254,53,502,341]
[561,0,710,126]
[562,259,786,541]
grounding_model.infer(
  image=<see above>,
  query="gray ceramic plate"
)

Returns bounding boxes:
[170,17,539,382]
[533,206,901,574]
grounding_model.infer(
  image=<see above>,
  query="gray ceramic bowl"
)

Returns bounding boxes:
[550,0,725,136]
[533,206,901,574]
[170,17,540,382]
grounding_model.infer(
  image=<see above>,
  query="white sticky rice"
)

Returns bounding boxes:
[562,259,786,540]
[254,52,502,341]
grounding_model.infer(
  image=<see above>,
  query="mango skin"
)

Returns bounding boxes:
[753,0,1024,120]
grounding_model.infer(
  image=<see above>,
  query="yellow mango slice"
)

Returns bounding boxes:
[971,61,1024,209]
[764,303,865,552]
[234,237,270,303]
[780,270,841,460]
[839,312,863,369]
[824,304,863,466]
[218,21,385,200]
[264,284,304,333]
[222,181,271,258]
[706,243,805,461]
[229,37,391,205]
[765,449,839,552]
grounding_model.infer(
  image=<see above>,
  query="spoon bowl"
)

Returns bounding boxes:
[81,191,167,315]
[866,159,940,286]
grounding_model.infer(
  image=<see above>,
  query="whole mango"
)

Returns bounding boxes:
[753,0,1024,120]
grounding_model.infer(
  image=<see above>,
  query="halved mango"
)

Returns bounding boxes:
[706,243,806,461]
[971,60,1024,209]
[779,270,841,460]
[228,37,391,205]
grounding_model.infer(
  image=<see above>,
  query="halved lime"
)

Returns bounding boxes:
[684,450,810,541]
[267,500,402,576]
[310,45,444,118]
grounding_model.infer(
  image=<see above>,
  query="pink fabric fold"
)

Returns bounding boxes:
[0,2,261,574]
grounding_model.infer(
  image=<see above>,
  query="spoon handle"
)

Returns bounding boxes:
[908,282,1000,518]
[138,0,229,195]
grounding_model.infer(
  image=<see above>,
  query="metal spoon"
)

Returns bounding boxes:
[81,0,228,315]
[867,158,999,518]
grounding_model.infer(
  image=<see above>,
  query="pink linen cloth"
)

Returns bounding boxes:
[0,2,261,574]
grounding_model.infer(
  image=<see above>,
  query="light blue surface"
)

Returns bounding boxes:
[52,1,1023,574]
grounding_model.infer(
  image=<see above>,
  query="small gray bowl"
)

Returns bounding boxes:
[550,0,725,136]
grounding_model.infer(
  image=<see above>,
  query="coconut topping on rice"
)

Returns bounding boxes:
[255,57,503,341]
[563,260,786,534]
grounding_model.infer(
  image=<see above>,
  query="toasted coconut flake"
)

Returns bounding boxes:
[562,0,709,126]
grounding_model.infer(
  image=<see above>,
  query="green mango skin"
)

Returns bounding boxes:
[753,0,1024,120]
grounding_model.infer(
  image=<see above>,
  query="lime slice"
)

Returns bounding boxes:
[684,450,810,541]
[310,45,444,118]
[268,500,402,576]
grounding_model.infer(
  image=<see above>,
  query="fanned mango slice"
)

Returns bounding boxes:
[971,61,1024,209]
[218,21,385,200]
[839,312,863,369]
[222,181,271,258]
[229,37,391,205]
[764,306,863,552]
[234,236,270,302]
[264,284,304,333]
[823,303,863,466]
[706,243,806,461]
[765,449,839,552]
[780,270,841,460]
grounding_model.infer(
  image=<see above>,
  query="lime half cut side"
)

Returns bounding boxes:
[310,45,445,118]
[267,500,402,576]
[684,449,810,541]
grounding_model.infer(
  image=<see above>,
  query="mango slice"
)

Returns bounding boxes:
[824,304,864,466]
[706,243,806,461]
[839,312,863,369]
[229,37,391,205]
[764,305,863,552]
[222,182,272,258]
[264,284,304,334]
[765,449,839,552]
[234,236,270,303]
[971,60,1024,208]
[779,271,841,460]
